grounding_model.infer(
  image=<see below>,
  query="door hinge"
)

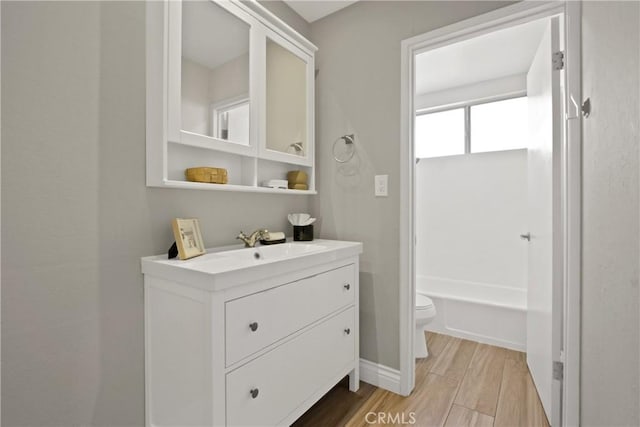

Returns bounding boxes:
[553,51,565,70]
[553,360,564,380]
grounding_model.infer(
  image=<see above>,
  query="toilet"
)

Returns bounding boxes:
[415,293,437,358]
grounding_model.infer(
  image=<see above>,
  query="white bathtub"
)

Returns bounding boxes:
[417,276,527,351]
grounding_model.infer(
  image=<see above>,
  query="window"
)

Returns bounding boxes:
[414,108,465,158]
[470,97,528,153]
[415,96,527,159]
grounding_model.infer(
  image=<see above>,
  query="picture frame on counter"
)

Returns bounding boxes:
[171,218,206,260]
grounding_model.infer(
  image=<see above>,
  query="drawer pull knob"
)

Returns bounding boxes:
[249,322,259,332]
[343,283,351,290]
[344,328,351,335]
[250,388,259,399]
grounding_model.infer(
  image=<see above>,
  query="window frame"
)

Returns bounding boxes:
[210,95,250,145]
[415,93,527,157]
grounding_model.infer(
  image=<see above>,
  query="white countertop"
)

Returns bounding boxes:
[141,239,363,292]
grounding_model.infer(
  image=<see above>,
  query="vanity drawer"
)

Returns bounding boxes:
[225,264,355,366]
[226,307,355,426]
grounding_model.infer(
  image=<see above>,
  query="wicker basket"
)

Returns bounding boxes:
[290,183,309,190]
[185,167,228,184]
[287,170,308,189]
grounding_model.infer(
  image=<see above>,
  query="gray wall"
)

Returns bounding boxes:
[1,1,310,425]
[259,0,311,40]
[310,0,512,369]
[581,2,640,425]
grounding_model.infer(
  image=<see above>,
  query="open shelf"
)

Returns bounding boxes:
[162,180,316,194]
[163,142,315,193]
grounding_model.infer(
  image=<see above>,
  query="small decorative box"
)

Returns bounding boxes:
[185,167,228,184]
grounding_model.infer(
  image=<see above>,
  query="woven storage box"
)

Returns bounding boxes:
[287,170,308,189]
[185,167,228,184]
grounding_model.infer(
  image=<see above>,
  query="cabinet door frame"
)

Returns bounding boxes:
[257,26,315,167]
[166,0,258,157]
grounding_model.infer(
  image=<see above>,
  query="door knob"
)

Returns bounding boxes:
[344,328,351,335]
[520,233,531,241]
[250,388,259,399]
[343,283,351,290]
[249,322,259,332]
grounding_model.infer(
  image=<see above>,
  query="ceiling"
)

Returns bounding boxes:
[182,1,249,70]
[284,1,358,23]
[415,18,549,95]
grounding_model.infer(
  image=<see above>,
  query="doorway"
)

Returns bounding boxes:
[399,2,582,426]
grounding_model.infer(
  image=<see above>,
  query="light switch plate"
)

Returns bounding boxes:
[375,175,388,197]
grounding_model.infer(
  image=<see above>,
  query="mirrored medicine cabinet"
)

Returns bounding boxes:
[146,0,317,193]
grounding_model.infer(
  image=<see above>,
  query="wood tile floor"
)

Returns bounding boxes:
[293,332,549,427]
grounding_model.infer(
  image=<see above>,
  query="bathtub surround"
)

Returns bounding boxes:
[1,1,311,425]
[414,149,528,350]
[417,282,526,351]
[415,149,528,290]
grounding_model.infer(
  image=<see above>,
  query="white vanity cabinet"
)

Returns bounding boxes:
[142,240,362,426]
[146,0,317,194]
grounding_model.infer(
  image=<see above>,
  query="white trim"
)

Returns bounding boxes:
[399,3,581,426]
[399,23,415,397]
[416,91,526,116]
[238,0,318,54]
[359,359,401,395]
[257,27,314,167]
[1,2,3,419]
[561,2,582,426]
[177,131,256,157]
[415,73,527,112]
[160,179,317,195]
[210,95,250,144]
[403,1,567,55]
[145,0,169,187]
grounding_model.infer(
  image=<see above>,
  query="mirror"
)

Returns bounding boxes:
[266,38,307,156]
[181,1,250,145]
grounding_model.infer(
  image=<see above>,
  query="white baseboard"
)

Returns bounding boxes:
[359,358,401,394]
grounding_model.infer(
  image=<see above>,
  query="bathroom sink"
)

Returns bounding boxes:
[141,239,362,292]
[216,242,328,262]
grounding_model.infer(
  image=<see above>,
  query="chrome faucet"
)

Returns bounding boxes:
[236,229,268,248]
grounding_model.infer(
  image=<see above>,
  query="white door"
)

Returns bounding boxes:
[526,17,562,427]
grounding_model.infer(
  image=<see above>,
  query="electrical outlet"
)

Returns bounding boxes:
[375,175,388,197]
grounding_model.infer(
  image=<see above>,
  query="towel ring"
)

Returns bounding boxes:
[333,134,356,163]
